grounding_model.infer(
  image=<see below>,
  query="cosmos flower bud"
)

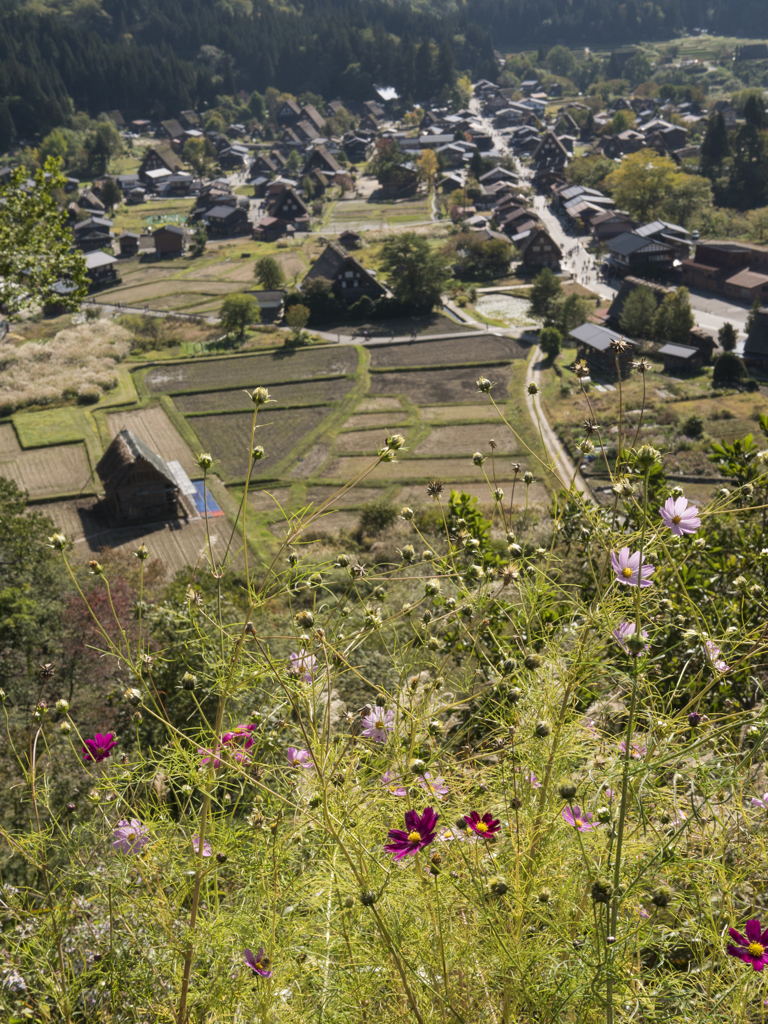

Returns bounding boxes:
[596,806,612,823]
[410,759,427,775]
[344,895,354,908]
[59,721,72,735]
[427,719,442,735]
[55,699,70,714]
[181,673,197,691]
[534,720,551,738]
[428,636,440,650]
[524,654,540,670]
[508,543,523,557]
[88,560,103,575]
[613,477,635,497]
[401,545,415,562]
[464,537,480,551]
[360,890,377,906]
[734,575,748,590]
[670,486,684,498]
[249,386,271,405]
[493,488,504,501]
[538,888,551,904]
[196,452,214,470]
[424,578,441,596]
[123,688,142,706]
[385,433,406,451]
[472,452,485,466]
[558,781,577,800]
[295,610,314,629]
[48,533,67,551]
[476,377,493,393]
[635,445,662,470]
[216,851,227,863]
[651,885,673,908]
[526,381,540,396]
[591,878,613,904]
[335,553,350,567]
[309,573,322,587]
[134,543,149,561]
[400,506,414,520]
[751,584,764,598]
[576,439,594,455]
[523,471,534,485]
[488,875,508,896]
[251,446,265,460]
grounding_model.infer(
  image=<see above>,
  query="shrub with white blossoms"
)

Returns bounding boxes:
[2,374,768,1024]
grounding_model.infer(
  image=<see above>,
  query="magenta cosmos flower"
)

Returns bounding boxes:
[611,547,654,588]
[82,731,117,764]
[660,496,701,536]
[464,811,501,838]
[727,920,768,971]
[384,806,439,860]
[192,835,212,857]
[113,819,149,854]
[289,649,316,682]
[361,706,394,743]
[200,722,258,768]
[705,640,729,673]
[286,746,313,769]
[244,947,272,978]
[613,621,650,655]
[561,805,596,832]
[619,738,647,760]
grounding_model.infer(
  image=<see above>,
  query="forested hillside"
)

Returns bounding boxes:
[1,0,767,142]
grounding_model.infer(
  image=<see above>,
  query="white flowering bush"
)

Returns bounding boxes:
[3,368,768,1024]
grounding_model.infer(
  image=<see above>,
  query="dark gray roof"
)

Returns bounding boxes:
[153,224,186,236]
[608,232,672,256]
[206,204,245,219]
[658,343,699,359]
[636,219,689,238]
[569,322,637,352]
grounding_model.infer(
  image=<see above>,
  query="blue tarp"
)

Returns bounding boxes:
[191,481,224,517]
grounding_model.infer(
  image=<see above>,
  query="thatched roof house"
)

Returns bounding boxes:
[96,429,185,524]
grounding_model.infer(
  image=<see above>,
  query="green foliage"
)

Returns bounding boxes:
[378,232,449,312]
[565,155,615,190]
[184,136,217,176]
[528,267,563,322]
[605,150,713,227]
[99,176,122,213]
[718,322,737,352]
[84,119,122,175]
[545,44,577,78]
[712,350,748,385]
[247,90,266,121]
[451,233,512,280]
[220,292,261,338]
[747,298,762,334]
[285,302,310,342]
[539,325,562,359]
[190,224,208,258]
[619,285,658,340]
[654,286,694,345]
[254,256,285,291]
[357,498,398,536]
[681,414,704,439]
[0,158,88,315]
[553,293,593,336]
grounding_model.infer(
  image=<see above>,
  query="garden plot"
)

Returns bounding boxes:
[0,423,21,456]
[356,398,404,412]
[342,412,409,430]
[303,485,383,507]
[321,456,506,483]
[474,294,539,329]
[248,487,293,512]
[145,347,357,394]
[192,407,331,480]
[0,444,93,499]
[175,378,355,414]
[421,405,499,422]
[107,407,198,477]
[414,424,525,456]
[368,335,526,368]
[369,366,513,405]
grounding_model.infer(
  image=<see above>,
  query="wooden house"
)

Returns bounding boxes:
[245,290,285,323]
[117,232,140,258]
[139,146,183,184]
[531,132,570,172]
[607,232,675,277]
[179,110,201,130]
[85,250,120,289]
[153,224,187,256]
[517,227,562,270]
[268,187,309,226]
[79,189,105,213]
[157,119,185,144]
[302,242,388,302]
[96,429,186,525]
[205,204,250,237]
[658,342,704,374]
[303,145,342,176]
[569,322,637,380]
[687,327,716,364]
[73,216,113,253]
[276,99,301,125]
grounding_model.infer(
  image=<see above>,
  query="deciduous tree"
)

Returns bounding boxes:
[379,232,449,311]
[220,293,261,338]
[255,256,285,290]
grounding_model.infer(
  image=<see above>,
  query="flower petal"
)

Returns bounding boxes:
[746,920,763,943]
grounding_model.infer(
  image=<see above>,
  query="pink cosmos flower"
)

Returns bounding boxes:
[613,621,650,655]
[524,770,542,788]
[752,794,768,810]
[361,706,394,743]
[611,547,654,587]
[82,732,117,764]
[286,747,313,769]
[705,640,729,673]
[464,811,501,838]
[660,496,701,536]
[289,649,317,682]
[192,835,212,857]
[727,920,768,971]
[384,806,439,860]
[420,772,449,799]
[619,739,647,760]
[561,805,596,832]
[244,947,272,978]
[113,819,149,854]
[200,723,258,767]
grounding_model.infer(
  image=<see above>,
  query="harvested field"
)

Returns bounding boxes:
[269,510,359,537]
[321,455,505,483]
[421,404,499,421]
[415,424,524,456]
[41,499,241,579]
[395,478,549,506]
[303,485,383,507]
[175,378,355,414]
[335,428,407,454]
[357,398,403,411]
[369,367,513,405]
[192,407,330,479]
[248,487,294,512]
[107,407,198,477]
[342,412,409,430]
[289,444,330,478]
[0,444,93,498]
[368,335,526,368]
[145,347,357,394]
[0,423,21,456]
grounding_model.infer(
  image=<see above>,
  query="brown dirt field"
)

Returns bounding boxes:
[369,366,513,405]
[248,487,294,512]
[415,424,524,457]
[0,423,21,456]
[274,253,307,278]
[40,499,241,579]
[101,280,237,303]
[303,485,383,507]
[343,412,409,430]
[269,510,359,537]
[0,444,92,498]
[336,428,410,455]
[357,398,403,411]
[107,407,198,477]
[320,455,508,483]
[289,444,330,478]
[145,346,357,394]
[421,404,499,422]
[395,477,548,506]
[368,335,527,368]
[175,378,354,414]
[192,407,331,479]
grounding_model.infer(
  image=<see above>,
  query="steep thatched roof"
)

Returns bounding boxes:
[96,429,177,497]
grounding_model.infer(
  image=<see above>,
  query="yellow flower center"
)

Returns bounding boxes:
[292,758,301,766]
[749,942,765,958]
[475,821,489,834]
[127,832,135,841]
[622,566,633,578]
[672,514,681,524]
[573,818,582,828]
[408,830,422,843]
[376,719,385,729]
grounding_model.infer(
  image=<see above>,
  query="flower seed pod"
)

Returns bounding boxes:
[476,377,493,393]
[488,874,508,896]
[295,610,314,629]
[55,699,70,714]
[196,452,214,470]
[181,673,197,692]
[538,888,551,904]
[526,381,540,396]
[523,471,534,485]
[524,654,540,670]
[124,687,142,706]
[360,890,377,907]
[88,560,103,575]
[410,759,427,775]
[216,851,227,864]
[386,433,406,451]
[400,506,414,520]
[344,896,354,909]
[558,781,577,800]
[134,543,149,561]
[535,721,551,738]
[251,446,265,461]
[249,386,271,405]
[591,878,613,904]
[472,452,485,466]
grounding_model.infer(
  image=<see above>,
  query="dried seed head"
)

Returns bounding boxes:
[476,377,493,393]
[426,478,444,499]
[610,336,629,353]
[39,662,56,680]
[572,360,590,379]
[472,451,485,466]
[584,419,598,435]
[400,506,414,521]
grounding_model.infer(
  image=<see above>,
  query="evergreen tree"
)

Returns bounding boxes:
[620,286,657,340]
[379,232,449,311]
[528,268,563,322]
[654,287,694,346]
[718,322,737,352]
[700,112,729,177]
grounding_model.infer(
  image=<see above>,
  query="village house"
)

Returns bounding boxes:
[85,250,120,290]
[156,119,185,147]
[179,110,201,131]
[117,232,140,258]
[607,232,676,277]
[267,186,309,228]
[301,242,388,302]
[204,204,250,237]
[153,224,187,256]
[139,146,183,186]
[569,322,637,380]
[276,98,302,125]
[245,290,285,323]
[657,342,704,374]
[96,429,187,525]
[516,227,562,271]
[73,216,113,253]
[303,145,342,177]
[683,241,768,303]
